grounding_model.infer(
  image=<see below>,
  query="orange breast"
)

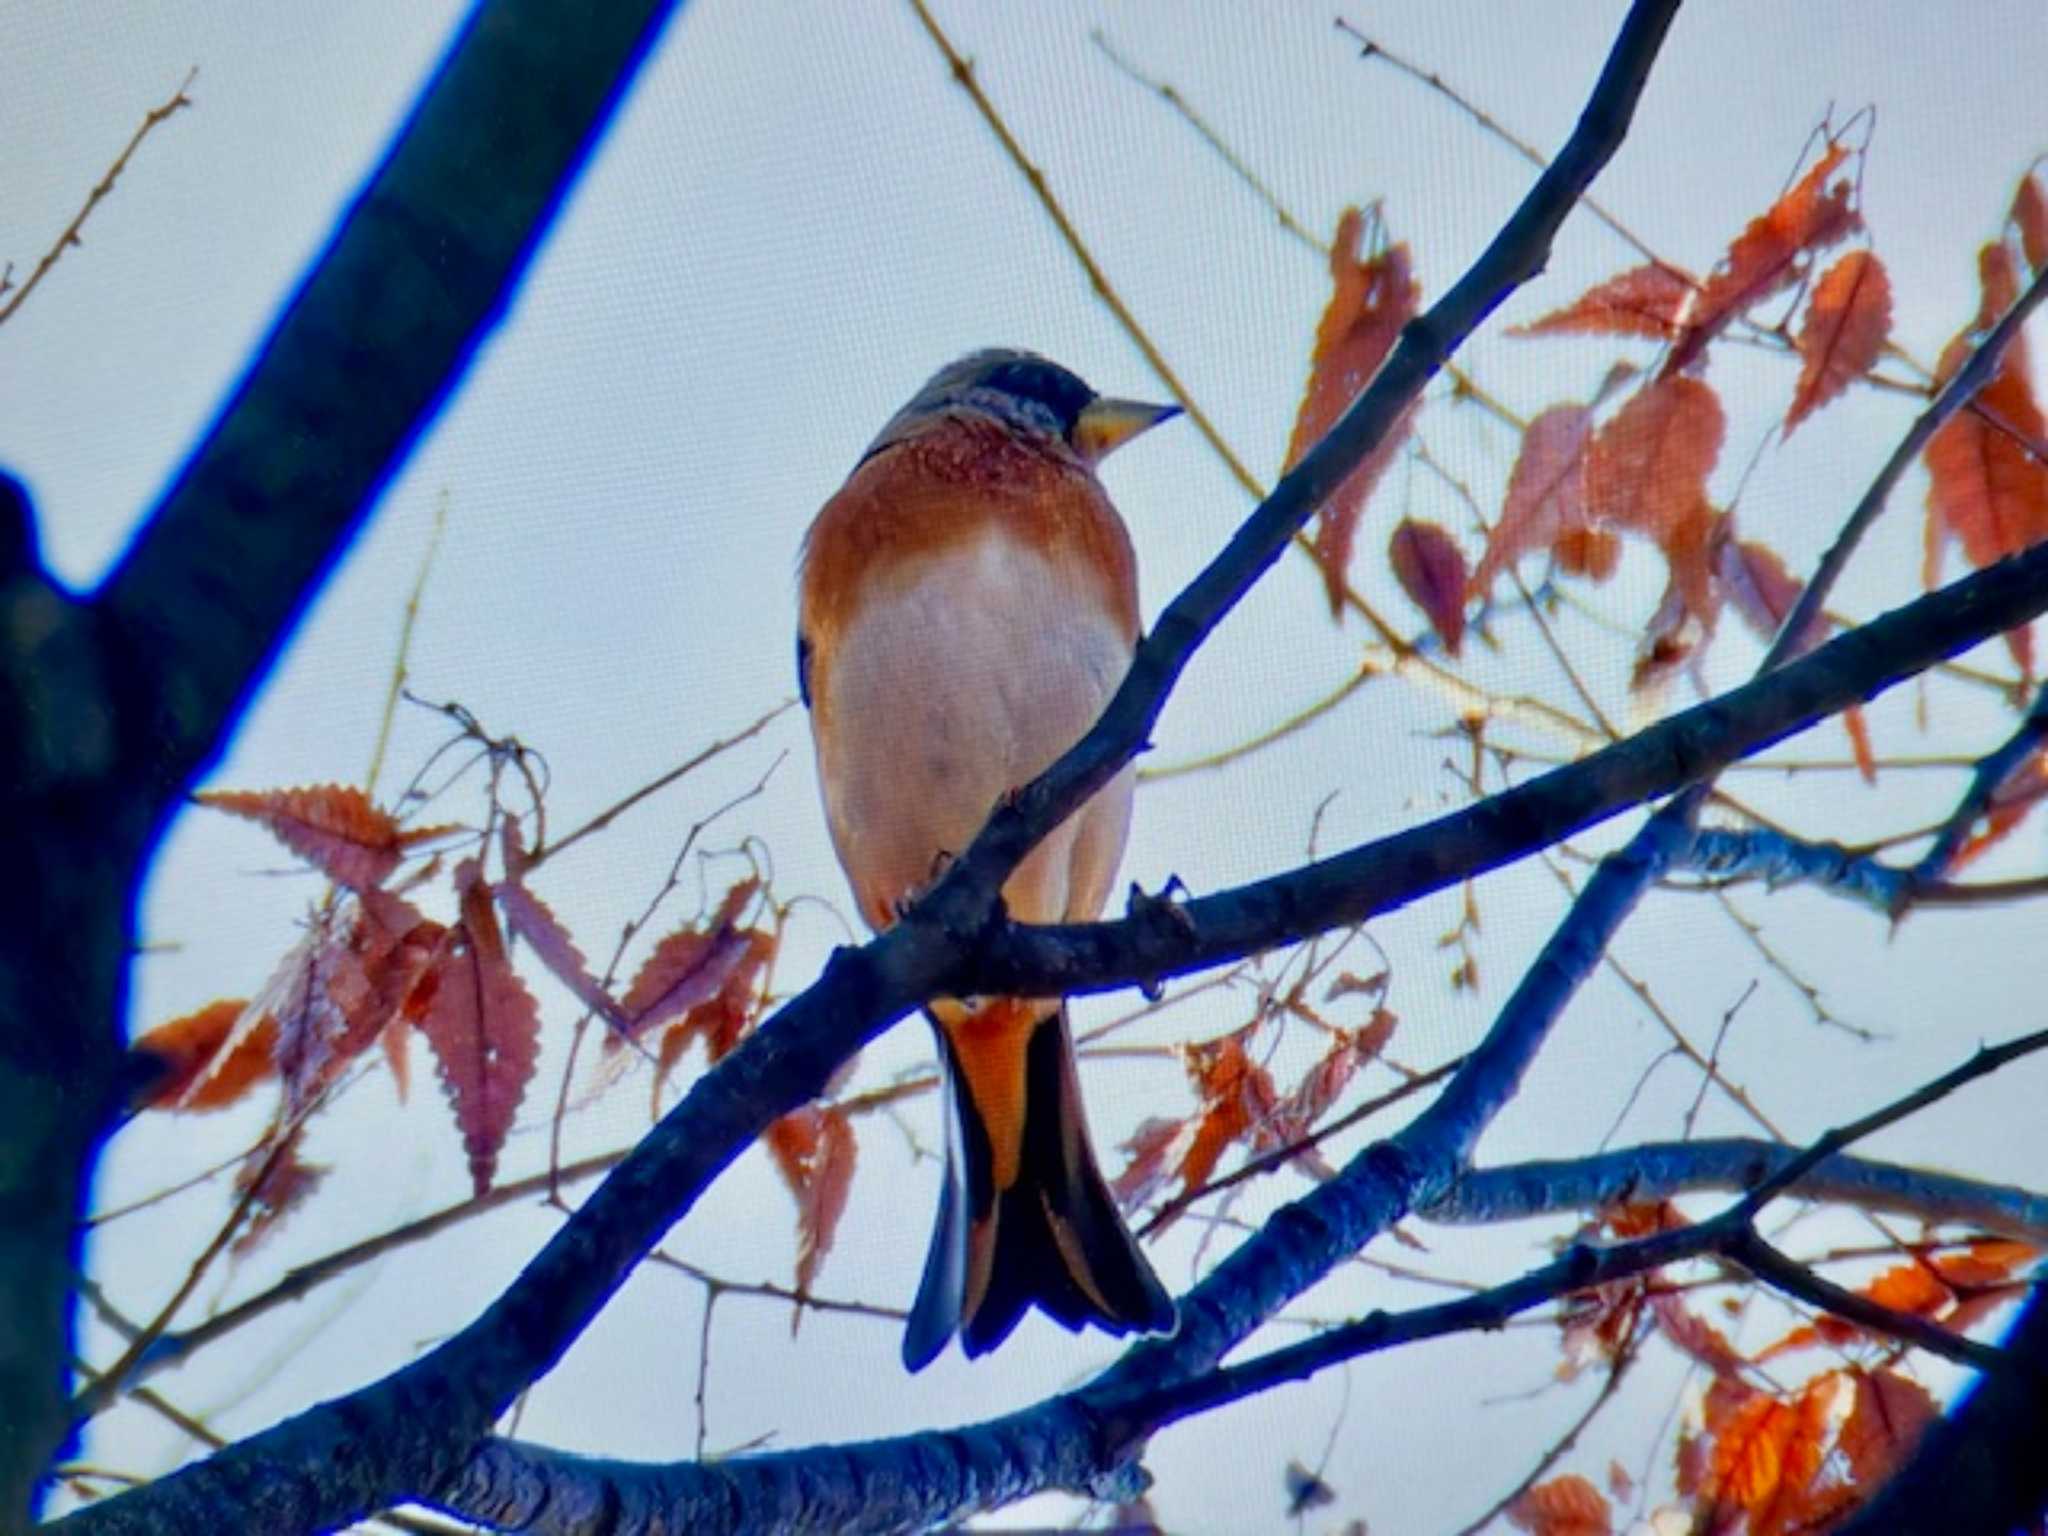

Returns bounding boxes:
[798,413,1140,693]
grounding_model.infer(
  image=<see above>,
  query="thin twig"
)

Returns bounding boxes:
[0,68,197,326]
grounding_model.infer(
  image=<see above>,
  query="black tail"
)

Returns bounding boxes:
[902,1005,1176,1371]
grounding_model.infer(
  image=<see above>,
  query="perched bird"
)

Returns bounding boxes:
[798,350,1180,1370]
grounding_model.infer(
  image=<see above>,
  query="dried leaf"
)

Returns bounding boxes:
[1474,404,1594,594]
[1786,251,1892,434]
[1586,378,1727,542]
[1838,1368,1937,1488]
[131,999,279,1112]
[418,861,542,1194]
[198,784,448,891]
[1513,262,1695,341]
[497,875,623,1026]
[1863,1259,1953,1319]
[1650,1292,1745,1378]
[1975,240,2021,334]
[231,1127,327,1254]
[1923,335,2048,645]
[1286,207,1420,616]
[2014,171,2048,273]
[1842,705,1878,786]
[1507,1474,1612,1536]
[1113,1116,1192,1211]
[1388,518,1468,653]
[1668,143,1859,375]
[1704,1379,1834,1535]
[1284,1460,1338,1517]
[617,879,761,1046]
[765,1105,858,1321]
[1718,536,1805,643]
[1554,526,1621,581]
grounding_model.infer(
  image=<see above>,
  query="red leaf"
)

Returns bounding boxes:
[198,784,449,891]
[1506,1474,1612,1536]
[1976,240,2021,334]
[131,999,279,1112]
[1112,1116,1190,1211]
[231,1126,327,1253]
[1388,518,1468,653]
[1704,1379,1834,1534]
[1718,536,1805,643]
[1586,378,1727,542]
[1838,1368,1937,1490]
[1286,207,1420,616]
[1475,404,1594,594]
[765,1105,859,1319]
[616,879,760,1046]
[418,861,542,1194]
[1842,705,1879,785]
[1512,262,1695,341]
[1786,251,1892,434]
[1668,143,1860,375]
[497,875,623,1026]
[1650,1292,1746,1378]
[1554,526,1621,582]
[1923,333,2048,676]
[1132,1031,1281,1231]
[1266,1013,1396,1151]
[2014,172,2048,274]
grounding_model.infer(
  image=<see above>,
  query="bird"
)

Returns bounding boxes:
[798,349,1181,1370]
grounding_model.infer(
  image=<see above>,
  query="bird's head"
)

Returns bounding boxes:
[864,349,1180,468]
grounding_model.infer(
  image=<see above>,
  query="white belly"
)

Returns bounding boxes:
[816,529,1135,931]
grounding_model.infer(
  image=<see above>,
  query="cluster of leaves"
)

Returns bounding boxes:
[1294,142,2048,714]
[124,778,864,1286]
[1111,959,1398,1227]
[1512,1202,2038,1535]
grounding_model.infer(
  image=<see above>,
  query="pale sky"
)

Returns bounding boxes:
[9,2,2047,1530]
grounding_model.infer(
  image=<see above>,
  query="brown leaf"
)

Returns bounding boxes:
[418,861,542,1194]
[1650,1292,1745,1378]
[1513,262,1695,342]
[1586,378,1727,542]
[496,874,623,1026]
[1388,518,1467,653]
[2014,171,2048,273]
[1668,143,1860,375]
[1112,1116,1191,1211]
[1842,705,1878,786]
[1474,404,1595,595]
[1786,251,1892,434]
[1838,1368,1937,1492]
[231,1126,327,1254]
[131,999,279,1112]
[1923,334,2048,672]
[1553,526,1621,582]
[198,785,449,891]
[1286,207,1420,616]
[1705,1378,1834,1535]
[765,1105,859,1321]
[1506,1474,1612,1536]
[616,879,761,1046]
[1976,240,2021,334]
[1718,536,1805,643]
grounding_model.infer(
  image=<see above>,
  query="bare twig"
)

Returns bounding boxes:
[0,68,197,326]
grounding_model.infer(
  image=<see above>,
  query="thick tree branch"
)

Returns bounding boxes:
[1425,1140,2048,1237]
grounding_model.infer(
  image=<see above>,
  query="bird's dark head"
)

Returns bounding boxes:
[867,349,1180,466]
